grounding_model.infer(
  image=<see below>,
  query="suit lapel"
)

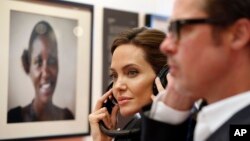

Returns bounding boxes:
[206,104,250,141]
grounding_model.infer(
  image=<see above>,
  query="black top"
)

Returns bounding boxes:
[7,103,74,123]
[114,115,142,141]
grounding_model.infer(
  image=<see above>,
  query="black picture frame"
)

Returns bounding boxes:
[145,14,168,33]
[0,0,93,140]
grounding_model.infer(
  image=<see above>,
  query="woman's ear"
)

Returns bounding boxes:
[230,19,250,50]
[21,49,30,74]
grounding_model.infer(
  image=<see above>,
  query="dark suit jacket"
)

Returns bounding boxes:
[141,104,250,141]
[206,104,250,141]
[140,111,191,141]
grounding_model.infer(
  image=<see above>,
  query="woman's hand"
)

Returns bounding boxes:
[152,76,167,100]
[89,89,119,141]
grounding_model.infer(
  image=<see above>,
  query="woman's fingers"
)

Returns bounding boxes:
[89,107,107,123]
[90,87,118,130]
[94,89,113,111]
[102,113,112,129]
[110,104,119,127]
[155,77,165,92]
[89,107,113,141]
[89,107,113,129]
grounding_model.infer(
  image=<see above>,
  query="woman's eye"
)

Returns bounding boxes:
[127,70,138,77]
[47,57,57,66]
[34,57,42,67]
[109,73,117,81]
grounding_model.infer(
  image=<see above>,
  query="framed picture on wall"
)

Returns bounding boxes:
[145,14,168,33]
[0,0,93,140]
[102,8,138,93]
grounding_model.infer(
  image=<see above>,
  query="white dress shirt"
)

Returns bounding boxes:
[149,90,250,141]
[194,91,250,141]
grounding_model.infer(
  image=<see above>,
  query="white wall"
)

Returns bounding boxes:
[64,0,174,140]
[66,0,174,15]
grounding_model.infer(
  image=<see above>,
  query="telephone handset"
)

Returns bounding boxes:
[152,65,169,95]
[99,65,169,138]
[102,83,117,114]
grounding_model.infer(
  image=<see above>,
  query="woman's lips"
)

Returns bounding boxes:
[117,96,132,106]
[40,82,53,95]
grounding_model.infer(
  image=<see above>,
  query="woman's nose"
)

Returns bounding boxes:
[41,61,50,78]
[113,79,127,91]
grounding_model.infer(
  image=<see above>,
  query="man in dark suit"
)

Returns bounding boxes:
[141,0,250,141]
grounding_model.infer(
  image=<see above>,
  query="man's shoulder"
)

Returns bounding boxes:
[207,104,250,141]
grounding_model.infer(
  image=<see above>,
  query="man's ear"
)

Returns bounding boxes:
[21,49,30,74]
[230,18,250,50]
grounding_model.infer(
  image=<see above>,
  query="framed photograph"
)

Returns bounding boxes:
[0,0,93,140]
[102,8,138,93]
[145,14,168,33]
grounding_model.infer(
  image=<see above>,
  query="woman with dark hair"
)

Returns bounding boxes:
[89,27,168,141]
[8,21,74,123]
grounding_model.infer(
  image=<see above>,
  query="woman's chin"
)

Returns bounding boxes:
[38,93,53,104]
[119,109,137,117]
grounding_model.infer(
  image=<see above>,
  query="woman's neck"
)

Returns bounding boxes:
[32,98,53,120]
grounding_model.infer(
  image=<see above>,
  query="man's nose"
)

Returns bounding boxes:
[160,35,177,56]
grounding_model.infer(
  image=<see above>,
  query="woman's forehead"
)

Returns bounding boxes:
[31,36,58,57]
[111,44,150,69]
